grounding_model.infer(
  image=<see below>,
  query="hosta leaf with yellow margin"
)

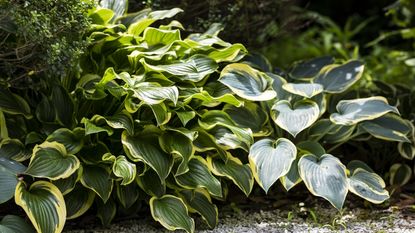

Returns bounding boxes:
[46,128,85,154]
[290,56,335,80]
[65,185,96,219]
[389,163,412,186]
[15,181,66,233]
[179,189,218,229]
[282,83,324,98]
[81,165,113,203]
[0,139,31,161]
[159,130,194,175]
[102,153,137,185]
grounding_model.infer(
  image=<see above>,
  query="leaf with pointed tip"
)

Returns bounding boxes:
[280,156,301,191]
[398,142,415,160]
[46,128,85,154]
[52,167,81,195]
[193,129,228,162]
[131,82,178,105]
[160,131,194,175]
[0,88,31,118]
[180,190,218,229]
[51,85,74,128]
[65,185,95,219]
[290,56,335,80]
[103,154,137,185]
[97,198,117,226]
[127,8,183,35]
[181,84,243,107]
[249,138,296,193]
[347,168,389,204]
[282,83,324,98]
[359,114,411,142]
[0,157,25,204]
[208,43,247,63]
[271,100,320,137]
[137,168,166,197]
[0,139,31,161]
[116,182,140,209]
[0,215,35,233]
[298,154,348,210]
[143,27,181,46]
[389,163,412,186]
[330,97,399,125]
[80,165,113,203]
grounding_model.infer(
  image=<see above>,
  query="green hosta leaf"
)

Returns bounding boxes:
[193,129,228,162]
[330,97,399,125]
[88,111,135,135]
[116,182,140,209]
[122,131,173,181]
[297,141,326,156]
[141,55,218,82]
[0,139,30,161]
[65,185,95,219]
[46,128,85,154]
[25,142,80,180]
[249,138,296,193]
[82,117,114,136]
[127,8,183,36]
[36,95,55,123]
[89,8,114,25]
[51,85,74,128]
[102,154,137,185]
[15,181,66,233]
[160,131,194,175]
[0,215,35,233]
[180,190,218,229]
[149,103,172,126]
[143,27,181,46]
[131,82,178,105]
[0,88,31,118]
[290,56,335,80]
[314,60,364,93]
[208,43,247,63]
[398,142,415,160]
[97,198,117,226]
[219,63,277,101]
[182,84,243,107]
[175,156,222,197]
[280,156,301,191]
[80,165,113,203]
[0,157,25,204]
[150,195,195,233]
[282,83,324,98]
[359,114,411,142]
[347,168,389,204]
[176,110,196,126]
[223,102,270,136]
[347,160,374,174]
[52,168,81,195]
[78,142,110,164]
[271,100,320,137]
[207,154,253,196]
[298,154,348,210]
[137,168,166,197]
[389,163,412,186]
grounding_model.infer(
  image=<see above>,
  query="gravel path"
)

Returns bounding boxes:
[64,203,415,233]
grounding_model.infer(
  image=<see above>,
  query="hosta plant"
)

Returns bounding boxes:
[0,2,413,233]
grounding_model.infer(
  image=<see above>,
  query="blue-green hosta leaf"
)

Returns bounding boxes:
[249,138,297,193]
[359,114,411,142]
[0,157,25,204]
[398,142,415,160]
[102,154,137,185]
[290,56,335,80]
[279,156,301,191]
[143,27,181,46]
[65,185,95,219]
[271,100,320,137]
[15,181,66,233]
[25,142,80,180]
[0,215,35,233]
[219,63,277,101]
[207,154,254,196]
[51,85,74,128]
[208,43,247,63]
[131,82,178,105]
[330,97,399,125]
[282,83,324,98]
[0,88,31,118]
[141,55,218,82]
[122,131,173,181]
[347,168,389,204]
[314,60,364,93]
[389,163,412,186]
[100,0,127,19]
[298,154,348,210]
[241,52,273,72]
[268,73,289,100]
[180,189,218,229]
[46,128,85,154]
[80,165,113,203]
[160,131,194,175]
[116,182,140,209]
[0,139,31,161]
[150,195,195,233]
[127,8,183,36]
[137,168,166,197]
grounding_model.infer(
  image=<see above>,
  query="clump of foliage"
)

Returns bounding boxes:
[0,0,92,87]
[0,1,413,233]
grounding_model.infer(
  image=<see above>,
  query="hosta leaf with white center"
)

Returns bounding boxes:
[347,168,389,204]
[159,131,194,175]
[298,154,348,210]
[141,55,218,83]
[389,163,412,186]
[102,154,137,185]
[207,154,254,196]
[175,156,222,198]
[359,114,411,142]
[314,60,364,93]
[46,128,85,154]
[290,56,335,80]
[219,63,277,101]
[208,43,247,63]
[122,131,173,181]
[180,189,218,229]
[25,142,80,180]
[271,100,320,137]
[0,157,26,204]
[398,142,415,160]
[131,82,178,105]
[0,139,31,161]
[0,88,31,118]
[330,97,399,125]
[143,27,181,46]
[0,215,35,233]
[65,185,95,219]
[15,181,66,233]
[282,83,324,98]
[150,195,195,233]
[80,165,113,203]
[248,138,296,193]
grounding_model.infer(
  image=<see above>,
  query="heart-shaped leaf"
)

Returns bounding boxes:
[290,56,335,80]
[282,83,324,98]
[180,189,218,229]
[347,167,389,204]
[271,100,320,137]
[330,97,399,125]
[248,138,297,193]
[46,128,85,154]
[298,154,348,210]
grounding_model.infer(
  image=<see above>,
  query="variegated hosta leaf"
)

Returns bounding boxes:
[359,114,411,142]
[25,142,80,180]
[91,110,135,135]
[271,100,320,137]
[398,142,415,160]
[389,163,412,186]
[150,195,195,233]
[242,52,273,72]
[175,156,222,198]
[314,60,364,93]
[159,131,194,175]
[130,82,178,105]
[102,154,137,185]
[290,56,335,80]
[282,83,324,98]
[81,117,113,136]
[0,88,31,118]
[207,154,254,196]
[100,0,127,19]
[181,83,243,107]
[248,138,297,193]
[143,27,181,46]
[65,185,96,219]
[180,189,218,229]
[223,102,270,136]
[298,154,348,210]
[127,8,183,35]
[80,165,113,203]
[323,124,356,144]
[280,156,301,191]
[0,215,35,233]
[0,139,31,161]
[15,181,66,233]
[268,73,289,100]
[330,97,399,125]
[219,63,277,101]
[46,128,85,154]
[208,43,247,63]
[141,55,218,82]
[137,168,166,197]
[347,167,389,204]
[52,167,82,195]
[0,157,26,204]
[193,129,228,162]
[116,182,140,209]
